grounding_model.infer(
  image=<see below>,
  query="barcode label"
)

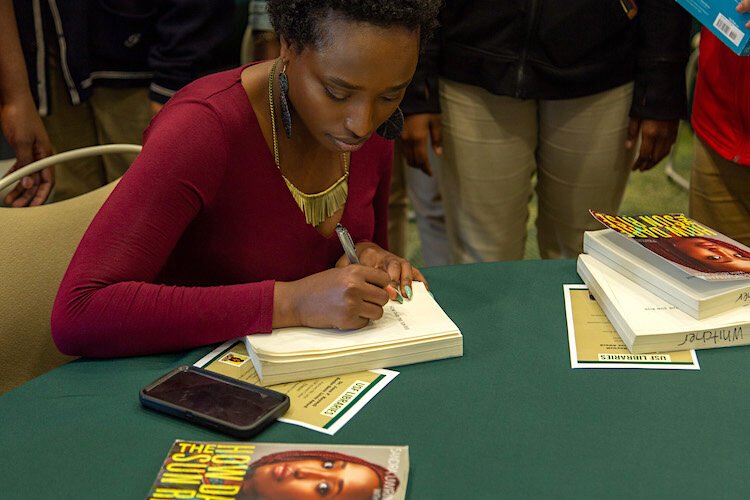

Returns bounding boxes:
[713,13,745,47]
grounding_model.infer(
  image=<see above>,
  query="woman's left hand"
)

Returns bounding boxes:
[336,241,428,301]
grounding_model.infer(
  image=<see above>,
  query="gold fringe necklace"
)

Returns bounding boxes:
[268,59,349,227]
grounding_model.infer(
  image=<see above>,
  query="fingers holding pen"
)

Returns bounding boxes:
[274,253,430,331]
[356,241,427,298]
[355,265,392,306]
[385,259,408,303]
[334,230,426,303]
[335,245,409,303]
[274,265,393,330]
[334,265,391,328]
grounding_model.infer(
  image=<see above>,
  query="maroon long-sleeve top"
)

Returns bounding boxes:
[51,66,393,357]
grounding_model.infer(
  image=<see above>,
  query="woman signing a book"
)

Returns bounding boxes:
[51,0,440,357]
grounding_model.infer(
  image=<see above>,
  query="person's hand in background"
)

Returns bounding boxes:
[399,113,442,176]
[0,95,54,206]
[150,101,164,115]
[738,0,750,27]
[0,0,54,206]
[625,118,679,172]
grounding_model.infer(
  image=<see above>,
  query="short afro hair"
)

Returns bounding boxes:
[267,0,440,51]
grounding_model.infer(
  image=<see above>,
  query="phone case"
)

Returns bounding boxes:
[140,365,290,438]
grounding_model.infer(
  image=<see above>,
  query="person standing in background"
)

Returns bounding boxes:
[401,1,692,263]
[388,141,449,267]
[688,1,750,246]
[243,0,280,62]
[1,0,233,206]
[0,0,54,206]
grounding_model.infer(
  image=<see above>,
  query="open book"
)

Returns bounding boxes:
[243,281,463,385]
[147,440,409,500]
[577,254,750,354]
[586,212,750,319]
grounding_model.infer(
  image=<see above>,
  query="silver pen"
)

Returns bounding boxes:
[335,223,360,264]
[335,223,404,303]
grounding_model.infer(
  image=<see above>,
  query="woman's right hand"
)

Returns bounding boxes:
[273,265,392,330]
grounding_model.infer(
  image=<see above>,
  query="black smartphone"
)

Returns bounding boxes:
[140,366,290,438]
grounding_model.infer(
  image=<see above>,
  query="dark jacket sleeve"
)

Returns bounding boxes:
[401,30,442,116]
[148,0,234,103]
[630,0,692,120]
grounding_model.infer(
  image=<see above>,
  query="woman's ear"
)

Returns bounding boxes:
[279,35,298,61]
[279,35,307,63]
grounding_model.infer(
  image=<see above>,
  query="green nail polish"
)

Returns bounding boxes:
[394,290,404,304]
[404,285,413,300]
[428,291,434,298]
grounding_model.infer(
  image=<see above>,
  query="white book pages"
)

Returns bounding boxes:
[585,229,750,319]
[253,333,463,364]
[246,281,461,357]
[578,254,750,352]
[256,341,464,385]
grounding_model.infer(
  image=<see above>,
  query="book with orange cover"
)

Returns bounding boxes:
[586,212,750,319]
[146,440,409,500]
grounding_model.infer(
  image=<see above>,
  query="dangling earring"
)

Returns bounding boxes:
[278,62,292,138]
[376,107,404,140]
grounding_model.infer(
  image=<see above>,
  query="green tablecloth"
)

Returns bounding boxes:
[2,260,749,498]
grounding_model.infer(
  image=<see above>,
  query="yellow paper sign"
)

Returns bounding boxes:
[564,285,699,369]
[195,341,398,434]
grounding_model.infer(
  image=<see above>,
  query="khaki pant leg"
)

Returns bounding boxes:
[43,61,105,201]
[439,79,537,263]
[690,136,750,246]
[89,86,151,182]
[536,83,635,259]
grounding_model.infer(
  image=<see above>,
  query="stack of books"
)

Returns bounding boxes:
[243,281,463,385]
[577,212,750,353]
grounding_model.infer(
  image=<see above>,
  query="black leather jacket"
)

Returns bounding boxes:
[13,0,233,113]
[402,0,692,120]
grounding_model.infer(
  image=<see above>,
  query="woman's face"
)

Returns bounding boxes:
[248,458,381,499]
[672,237,750,273]
[281,13,420,153]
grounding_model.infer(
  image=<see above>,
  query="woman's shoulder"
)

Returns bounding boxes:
[156,66,257,126]
[145,66,260,144]
[172,66,247,103]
